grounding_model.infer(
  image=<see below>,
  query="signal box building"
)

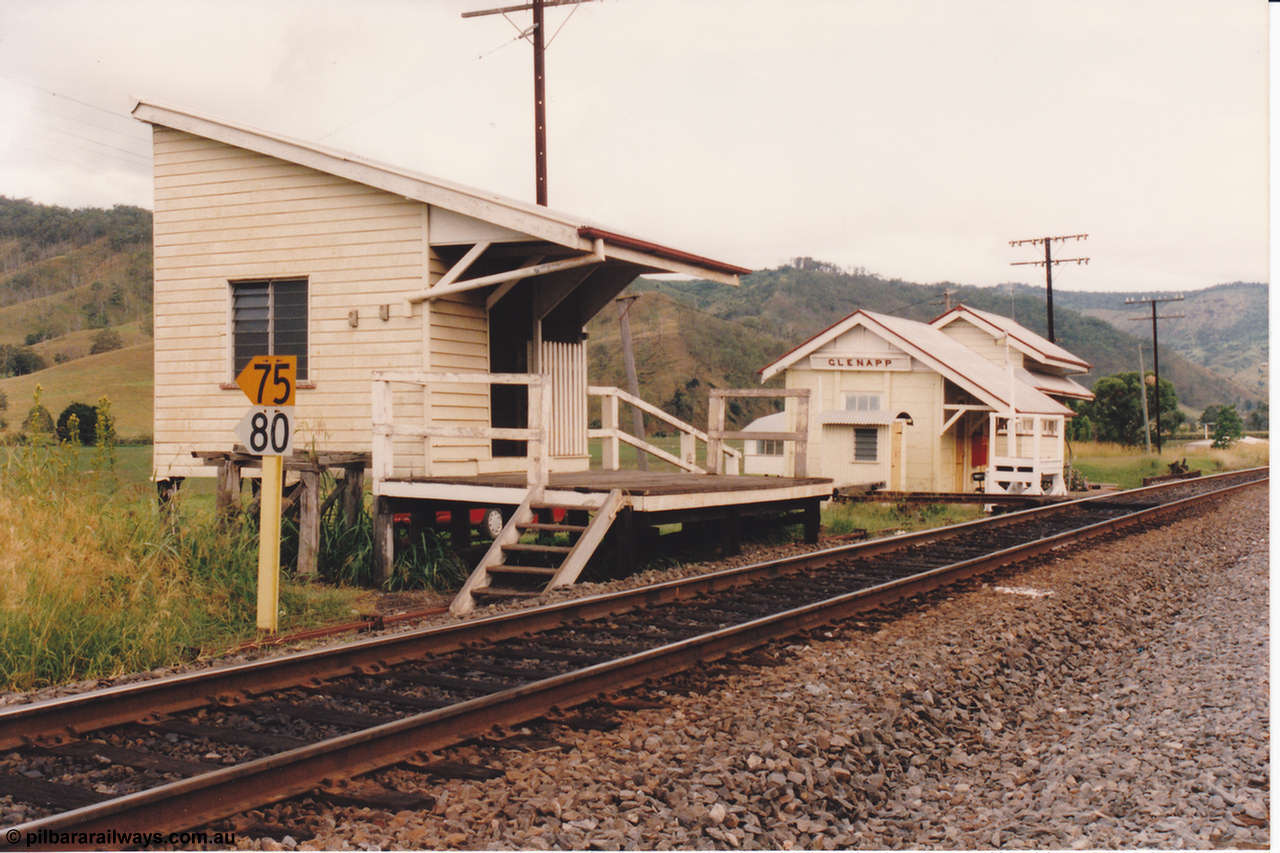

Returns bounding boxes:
[750,306,1092,496]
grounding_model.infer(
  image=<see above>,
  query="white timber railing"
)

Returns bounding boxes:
[588,386,742,475]
[984,413,1067,496]
[708,388,811,477]
[371,371,552,496]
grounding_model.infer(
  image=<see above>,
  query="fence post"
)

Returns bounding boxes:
[680,430,696,470]
[707,391,725,475]
[601,389,620,470]
[792,389,810,478]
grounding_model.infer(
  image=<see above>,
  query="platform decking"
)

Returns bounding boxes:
[376,470,834,514]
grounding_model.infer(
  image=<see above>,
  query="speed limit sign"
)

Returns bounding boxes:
[234,406,293,456]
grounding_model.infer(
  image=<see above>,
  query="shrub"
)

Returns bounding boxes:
[57,402,98,445]
[89,328,124,354]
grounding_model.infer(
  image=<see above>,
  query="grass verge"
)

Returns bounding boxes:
[0,443,364,691]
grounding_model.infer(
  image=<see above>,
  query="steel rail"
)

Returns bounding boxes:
[0,467,1265,752]
[4,470,1265,845]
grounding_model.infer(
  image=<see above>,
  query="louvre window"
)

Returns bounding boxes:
[853,427,878,462]
[232,278,308,379]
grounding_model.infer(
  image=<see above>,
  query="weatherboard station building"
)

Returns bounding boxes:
[133,100,833,611]
[745,305,1093,496]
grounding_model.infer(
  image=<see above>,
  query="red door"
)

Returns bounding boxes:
[971,433,989,467]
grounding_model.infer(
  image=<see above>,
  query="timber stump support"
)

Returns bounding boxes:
[372,496,395,587]
[803,498,821,544]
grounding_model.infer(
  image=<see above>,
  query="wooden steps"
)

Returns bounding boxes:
[449,489,625,616]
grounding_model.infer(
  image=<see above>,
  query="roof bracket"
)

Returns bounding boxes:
[408,238,605,304]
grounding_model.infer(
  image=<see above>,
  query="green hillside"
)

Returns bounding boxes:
[0,342,153,439]
[632,263,1263,412]
[1049,282,1268,398]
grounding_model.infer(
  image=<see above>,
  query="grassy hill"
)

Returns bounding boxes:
[1049,282,1268,398]
[0,342,153,439]
[632,264,1264,412]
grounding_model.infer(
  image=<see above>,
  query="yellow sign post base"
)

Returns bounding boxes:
[256,454,283,633]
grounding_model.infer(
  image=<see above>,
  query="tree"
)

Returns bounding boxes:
[89,328,124,354]
[1211,405,1244,448]
[1074,371,1183,446]
[1246,401,1268,431]
[56,402,99,445]
[1199,405,1223,427]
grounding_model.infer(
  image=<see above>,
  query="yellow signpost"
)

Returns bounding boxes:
[234,355,296,633]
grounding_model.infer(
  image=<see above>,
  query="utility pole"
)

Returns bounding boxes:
[1009,233,1090,343]
[462,0,596,206]
[616,294,647,470]
[1125,295,1185,454]
[934,287,956,312]
[1137,343,1152,454]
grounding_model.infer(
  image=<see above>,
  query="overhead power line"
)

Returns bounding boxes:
[1008,232,1090,343]
[461,0,597,206]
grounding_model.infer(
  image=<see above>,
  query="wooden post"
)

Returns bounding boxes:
[450,504,470,552]
[803,498,820,544]
[601,389,620,470]
[680,430,696,470]
[721,507,741,556]
[341,465,365,525]
[616,297,647,471]
[792,390,810,478]
[372,496,394,587]
[614,505,636,578]
[215,458,242,521]
[297,470,320,577]
[707,392,725,475]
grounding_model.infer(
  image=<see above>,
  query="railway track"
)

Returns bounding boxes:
[1,467,1266,846]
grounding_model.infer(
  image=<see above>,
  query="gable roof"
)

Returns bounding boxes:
[759,308,1072,416]
[930,304,1090,372]
[130,99,748,285]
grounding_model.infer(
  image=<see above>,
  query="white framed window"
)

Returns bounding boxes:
[853,427,879,462]
[844,393,883,413]
[1043,418,1060,436]
[1017,416,1037,433]
[231,278,309,380]
[756,439,784,456]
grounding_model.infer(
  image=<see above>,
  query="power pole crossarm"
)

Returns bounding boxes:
[1008,232,1090,344]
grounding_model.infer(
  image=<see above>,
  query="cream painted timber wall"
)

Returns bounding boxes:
[781,325,948,491]
[151,127,492,479]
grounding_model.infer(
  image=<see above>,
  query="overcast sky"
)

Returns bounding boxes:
[0,0,1267,293]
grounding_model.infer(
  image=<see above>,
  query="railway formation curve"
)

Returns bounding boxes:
[0,467,1266,847]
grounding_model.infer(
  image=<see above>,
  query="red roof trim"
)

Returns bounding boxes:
[577,226,751,276]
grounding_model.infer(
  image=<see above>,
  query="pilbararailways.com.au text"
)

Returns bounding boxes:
[7,827,237,848]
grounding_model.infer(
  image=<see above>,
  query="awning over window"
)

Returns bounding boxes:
[819,410,895,425]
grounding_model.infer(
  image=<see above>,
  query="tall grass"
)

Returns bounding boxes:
[0,442,360,691]
[823,500,983,537]
[1068,439,1269,489]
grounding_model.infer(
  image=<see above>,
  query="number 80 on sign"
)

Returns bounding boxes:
[234,406,293,456]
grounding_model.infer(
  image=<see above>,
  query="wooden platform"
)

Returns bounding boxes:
[378,470,834,514]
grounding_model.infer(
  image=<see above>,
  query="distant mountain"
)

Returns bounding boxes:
[1049,282,1267,399]
[617,263,1263,413]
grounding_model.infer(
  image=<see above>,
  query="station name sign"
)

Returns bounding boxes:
[810,353,910,371]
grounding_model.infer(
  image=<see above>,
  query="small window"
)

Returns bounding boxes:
[844,393,883,413]
[756,439,784,456]
[853,427,878,462]
[232,278,308,379]
[1017,416,1036,433]
[1043,419,1060,436]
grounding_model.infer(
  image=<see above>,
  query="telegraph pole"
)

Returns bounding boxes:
[1126,295,1185,454]
[934,287,957,312]
[615,295,647,470]
[462,0,596,206]
[1009,233,1090,343]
